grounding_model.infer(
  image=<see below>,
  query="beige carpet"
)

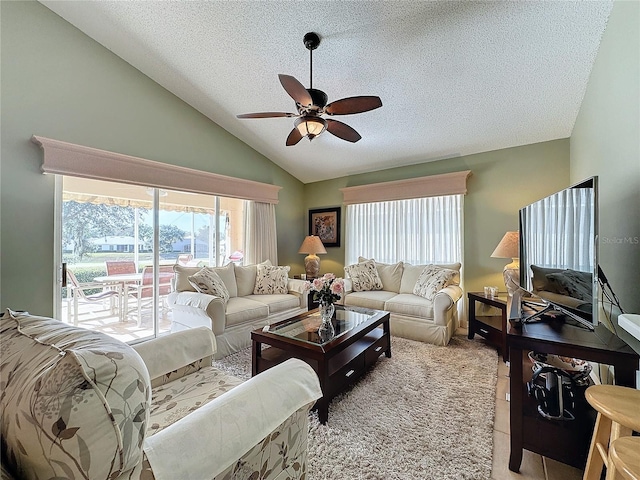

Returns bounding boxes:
[215,334,498,480]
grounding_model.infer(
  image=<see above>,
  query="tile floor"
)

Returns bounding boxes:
[490,358,585,480]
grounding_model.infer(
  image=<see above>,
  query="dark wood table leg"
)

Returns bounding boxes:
[614,360,639,387]
[509,345,524,472]
[500,307,508,363]
[384,320,392,358]
[317,399,329,424]
[251,339,260,377]
[468,298,476,339]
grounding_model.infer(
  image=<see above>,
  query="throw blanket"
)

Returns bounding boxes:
[143,358,322,480]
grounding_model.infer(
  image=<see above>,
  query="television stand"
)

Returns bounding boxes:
[521,300,595,331]
[507,321,638,471]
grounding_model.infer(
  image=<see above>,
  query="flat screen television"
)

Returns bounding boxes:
[518,177,598,330]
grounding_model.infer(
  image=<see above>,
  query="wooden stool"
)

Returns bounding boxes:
[608,437,640,480]
[583,385,640,480]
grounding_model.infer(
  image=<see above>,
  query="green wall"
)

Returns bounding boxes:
[570,0,640,314]
[304,139,570,295]
[0,1,305,316]
[5,0,632,324]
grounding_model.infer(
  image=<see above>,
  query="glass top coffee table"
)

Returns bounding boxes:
[251,305,391,424]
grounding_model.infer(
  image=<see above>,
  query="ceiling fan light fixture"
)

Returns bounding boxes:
[295,116,327,140]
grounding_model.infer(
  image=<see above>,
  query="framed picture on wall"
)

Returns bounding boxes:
[309,207,341,248]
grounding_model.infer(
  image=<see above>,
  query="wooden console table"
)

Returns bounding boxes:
[508,320,639,472]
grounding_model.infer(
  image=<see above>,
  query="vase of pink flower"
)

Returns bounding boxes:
[309,273,344,339]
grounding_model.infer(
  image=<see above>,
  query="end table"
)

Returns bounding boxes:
[467,291,508,362]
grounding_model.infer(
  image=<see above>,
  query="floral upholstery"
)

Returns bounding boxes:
[0,309,151,480]
[1,310,321,480]
[253,265,290,294]
[147,365,243,435]
[413,265,458,301]
[344,259,383,291]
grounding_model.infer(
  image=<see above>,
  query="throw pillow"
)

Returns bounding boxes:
[358,257,404,293]
[173,265,202,292]
[253,264,290,294]
[213,262,238,298]
[235,260,272,297]
[344,259,383,292]
[413,265,457,301]
[188,267,230,304]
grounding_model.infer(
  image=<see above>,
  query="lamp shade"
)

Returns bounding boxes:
[298,235,327,255]
[491,231,519,259]
[295,116,327,140]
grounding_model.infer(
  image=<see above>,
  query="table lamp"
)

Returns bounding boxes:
[491,231,520,296]
[298,235,327,278]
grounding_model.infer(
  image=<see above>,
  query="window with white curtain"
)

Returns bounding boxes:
[345,195,463,267]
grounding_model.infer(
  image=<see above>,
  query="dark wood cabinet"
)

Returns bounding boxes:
[507,320,639,472]
[467,292,509,362]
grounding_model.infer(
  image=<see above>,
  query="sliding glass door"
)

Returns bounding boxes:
[56,176,245,343]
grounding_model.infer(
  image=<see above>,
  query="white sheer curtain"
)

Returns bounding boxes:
[521,188,594,272]
[345,195,463,266]
[243,201,278,265]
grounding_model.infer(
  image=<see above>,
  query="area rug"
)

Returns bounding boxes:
[215,334,498,480]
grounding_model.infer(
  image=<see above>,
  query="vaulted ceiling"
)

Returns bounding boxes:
[40,1,613,184]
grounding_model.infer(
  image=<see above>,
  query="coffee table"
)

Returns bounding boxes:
[251,305,391,424]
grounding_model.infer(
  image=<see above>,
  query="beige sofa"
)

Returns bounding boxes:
[166,262,308,359]
[0,309,321,480]
[340,258,463,346]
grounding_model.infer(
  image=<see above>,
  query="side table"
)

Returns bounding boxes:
[468,292,509,362]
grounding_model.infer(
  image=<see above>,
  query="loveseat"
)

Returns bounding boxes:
[166,261,309,359]
[340,258,463,346]
[0,309,322,480]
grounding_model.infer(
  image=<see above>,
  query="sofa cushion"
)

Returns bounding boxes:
[385,293,435,320]
[174,265,202,292]
[253,264,290,294]
[0,310,151,480]
[189,267,230,304]
[245,294,301,314]
[344,259,383,292]
[413,265,458,301]
[235,260,272,297]
[342,290,397,310]
[400,262,461,293]
[214,262,238,298]
[147,366,243,436]
[225,297,270,326]
[358,257,404,293]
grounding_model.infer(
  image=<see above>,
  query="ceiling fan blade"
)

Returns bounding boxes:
[279,74,313,106]
[325,96,383,116]
[286,127,304,146]
[326,119,362,143]
[236,112,297,119]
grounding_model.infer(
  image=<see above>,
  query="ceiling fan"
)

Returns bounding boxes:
[237,32,382,146]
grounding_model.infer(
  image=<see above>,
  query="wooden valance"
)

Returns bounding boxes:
[32,135,281,204]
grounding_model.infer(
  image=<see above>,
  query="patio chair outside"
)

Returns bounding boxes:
[127,265,174,326]
[66,269,121,326]
[105,260,137,276]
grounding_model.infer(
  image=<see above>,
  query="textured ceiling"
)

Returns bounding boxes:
[40,1,613,184]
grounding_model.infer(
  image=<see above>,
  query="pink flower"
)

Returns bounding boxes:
[322,273,336,282]
[312,278,324,290]
[330,280,344,295]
